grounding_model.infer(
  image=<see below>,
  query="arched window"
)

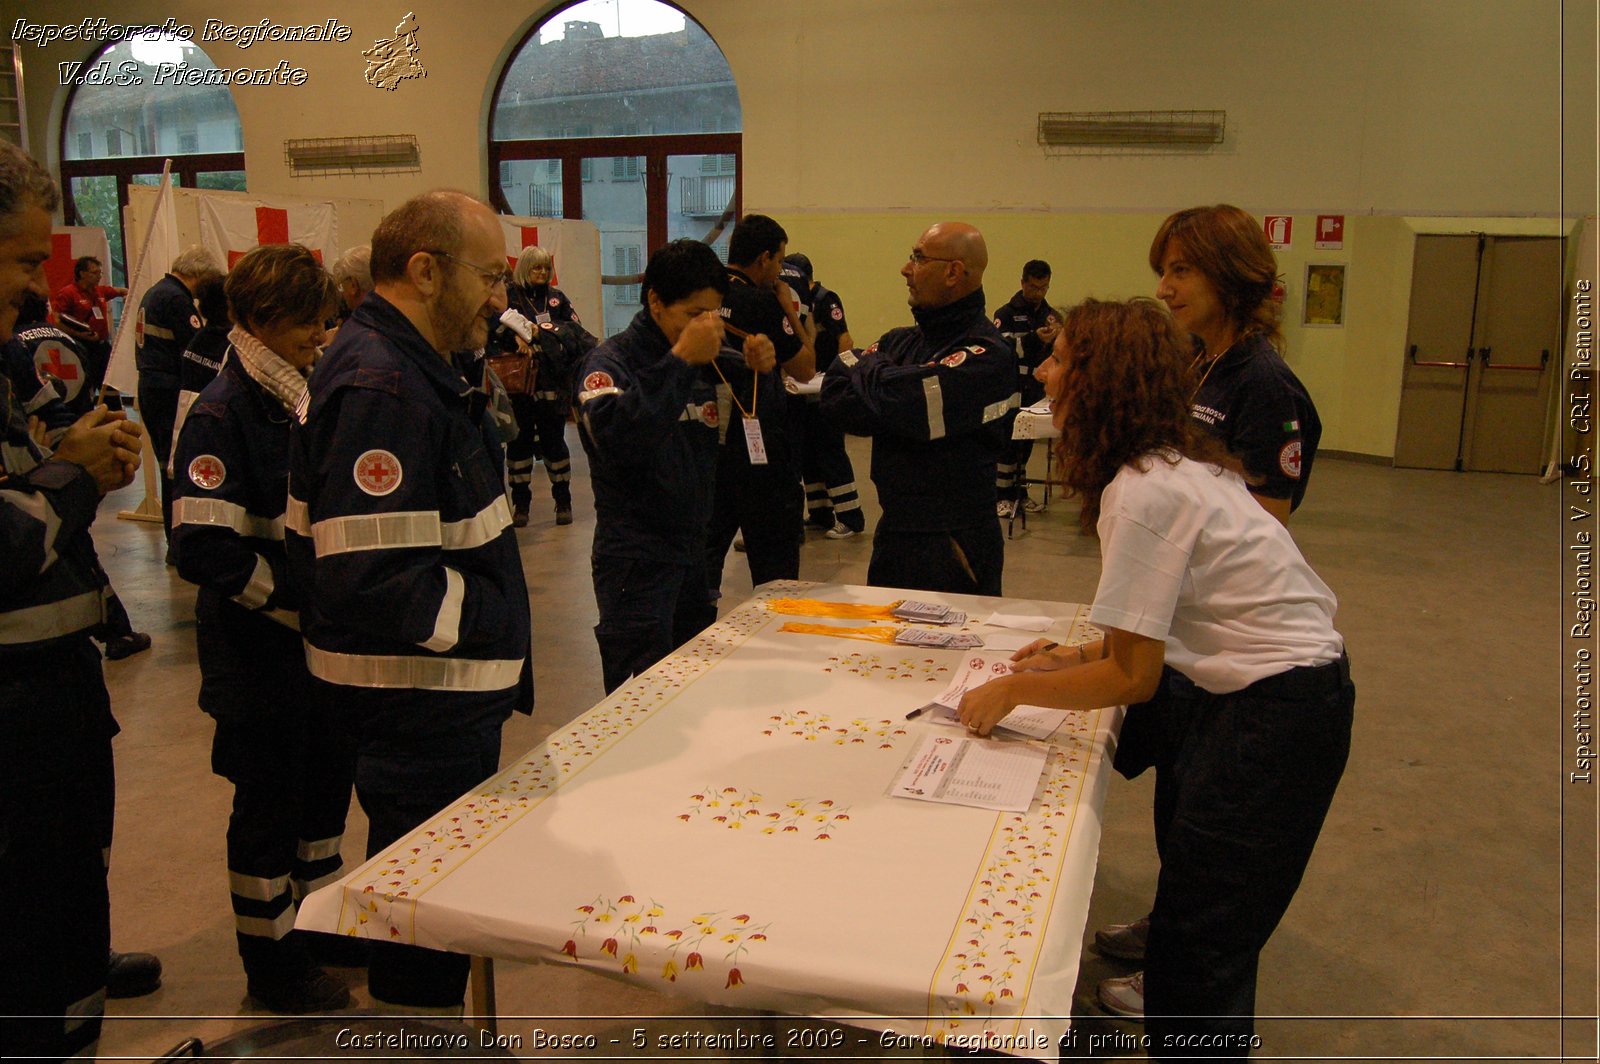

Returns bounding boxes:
[59,33,246,284]
[489,0,741,335]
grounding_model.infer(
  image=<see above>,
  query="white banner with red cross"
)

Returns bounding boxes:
[198,197,338,269]
[497,216,603,336]
[44,227,114,309]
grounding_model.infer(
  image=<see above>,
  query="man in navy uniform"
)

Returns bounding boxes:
[992,259,1059,516]
[821,222,1018,595]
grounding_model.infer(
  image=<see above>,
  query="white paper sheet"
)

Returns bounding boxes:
[888,733,1049,812]
[918,703,1071,741]
[983,611,1053,632]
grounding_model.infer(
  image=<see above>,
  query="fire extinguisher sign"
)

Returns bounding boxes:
[1264,215,1293,251]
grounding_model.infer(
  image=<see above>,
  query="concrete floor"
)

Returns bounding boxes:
[84,438,1576,1061]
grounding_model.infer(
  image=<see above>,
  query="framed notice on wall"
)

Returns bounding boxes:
[1303,263,1346,326]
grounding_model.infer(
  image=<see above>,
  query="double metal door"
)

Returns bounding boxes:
[1394,234,1563,472]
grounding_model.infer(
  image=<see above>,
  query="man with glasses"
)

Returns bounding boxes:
[286,189,533,1012]
[820,222,1018,595]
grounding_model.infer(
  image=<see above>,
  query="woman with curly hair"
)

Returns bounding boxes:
[958,297,1353,1059]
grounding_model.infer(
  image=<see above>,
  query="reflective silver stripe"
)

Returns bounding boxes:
[442,496,512,550]
[297,834,343,862]
[292,867,344,900]
[834,498,862,513]
[0,589,103,644]
[419,567,464,653]
[579,385,623,403]
[508,470,533,484]
[305,644,523,692]
[173,496,285,541]
[63,987,106,1035]
[236,908,297,940]
[0,487,58,573]
[922,377,947,440]
[229,870,291,902]
[837,349,859,367]
[534,389,561,401]
[101,846,111,868]
[142,321,175,340]
[312,510,440,557]
[982,393,1022,424]
[231,554,274,610]
[284,494,310,535]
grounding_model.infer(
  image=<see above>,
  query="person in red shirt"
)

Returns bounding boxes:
[52,256,125,369]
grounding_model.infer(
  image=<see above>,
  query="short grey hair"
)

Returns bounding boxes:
[0,141,59,237]
[513,244,553,286]
[331,244,373,291]
[170,245,223,282]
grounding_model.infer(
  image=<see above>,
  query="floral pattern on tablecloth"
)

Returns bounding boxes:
[328,583,812,939]
[760,709,911,750]
[676,786,852,840]
[924,717,1102,1044]
[562,895,771,988]
[823,652,953,681]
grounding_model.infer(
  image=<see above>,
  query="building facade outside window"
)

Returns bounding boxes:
[59,33,246,285]
[489,0,741,336]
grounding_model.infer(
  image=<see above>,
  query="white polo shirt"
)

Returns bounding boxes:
[1087,452,1343,695]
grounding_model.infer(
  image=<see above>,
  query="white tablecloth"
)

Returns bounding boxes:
[298,581,1121,1057]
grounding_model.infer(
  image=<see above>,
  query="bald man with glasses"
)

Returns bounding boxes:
[820,222,1019,595]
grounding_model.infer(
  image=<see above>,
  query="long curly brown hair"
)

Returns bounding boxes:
[1052,298,1236,535]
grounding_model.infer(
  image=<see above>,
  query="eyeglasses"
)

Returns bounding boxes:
[908,248,960,266]
[427,249,511,288]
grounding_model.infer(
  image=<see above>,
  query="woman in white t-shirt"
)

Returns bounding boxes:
[959,297,1353,1060]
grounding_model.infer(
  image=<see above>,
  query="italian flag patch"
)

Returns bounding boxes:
[1283,420,1299,431]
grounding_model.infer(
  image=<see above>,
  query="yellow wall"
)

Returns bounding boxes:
[14,0,1595,458]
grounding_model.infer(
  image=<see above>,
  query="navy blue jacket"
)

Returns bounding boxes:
[992,289,1055,406]
[820,288,1019,533]
[171,352,307,719]
[1190,331,1322,510]
[575,308,721,564]
[135,274,201,386]
[287,294,533,739]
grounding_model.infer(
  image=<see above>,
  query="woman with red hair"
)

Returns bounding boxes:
[959,297,1353,1060]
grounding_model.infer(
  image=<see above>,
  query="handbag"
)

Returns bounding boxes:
[486,346,537,396]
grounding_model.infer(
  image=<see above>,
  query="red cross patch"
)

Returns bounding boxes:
[830,305,843,321]
[188,454,226,490]
[190,314,202,330]
[539,321,556,332]
[354,449,403,496]
[1279,440,1303,479]
[583,371,614,393]
[34,341,85,402]
[549,297,562,308]
[701,401,719,427]
[940,351,968,368]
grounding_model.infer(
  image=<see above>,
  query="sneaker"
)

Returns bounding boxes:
[512,506,530,528]
[996,500,1016,518]
[1022,494,1046,514]
[555,507,573,526]
[825,522,857,540]
[1097,971,1145,1020]
[1094,915,1150,961]
[103,631,153,661]
[107,949,162,998]
[248,966,352,1014]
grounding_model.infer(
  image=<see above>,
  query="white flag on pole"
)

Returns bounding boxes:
[106,163,178,395]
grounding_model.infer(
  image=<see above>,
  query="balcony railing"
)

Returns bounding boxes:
[679,174,734,218]
[527,183,563,217]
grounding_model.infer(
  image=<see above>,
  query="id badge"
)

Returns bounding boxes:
[742,417,768,465]
[535,312,552,325]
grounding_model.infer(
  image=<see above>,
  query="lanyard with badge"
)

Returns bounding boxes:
[712,320,767,465]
